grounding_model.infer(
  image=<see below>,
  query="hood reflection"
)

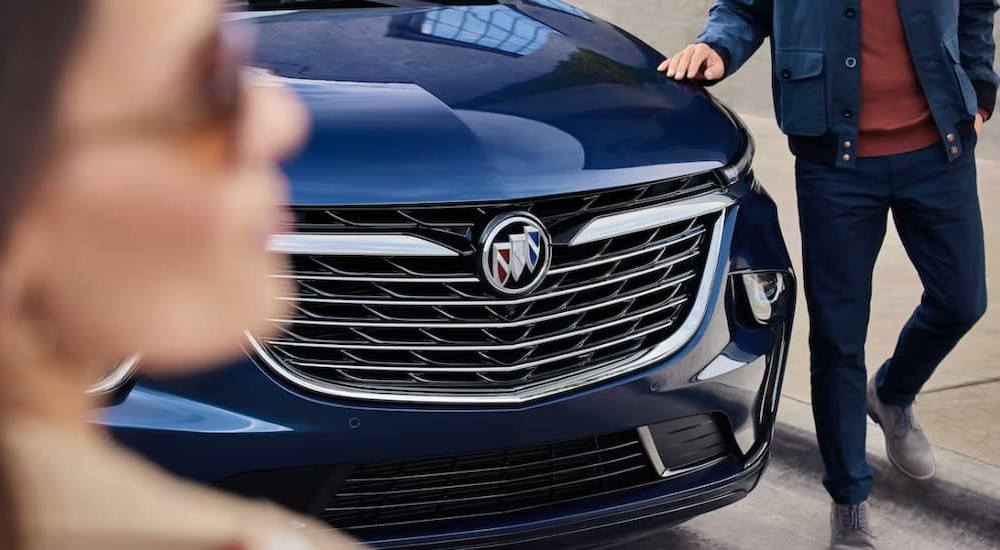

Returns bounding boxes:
[388,5,555,56]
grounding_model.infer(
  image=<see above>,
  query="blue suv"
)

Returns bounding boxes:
[100,1,796,548]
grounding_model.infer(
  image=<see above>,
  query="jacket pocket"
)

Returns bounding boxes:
[774,50,828,136]
[943,36,979,118]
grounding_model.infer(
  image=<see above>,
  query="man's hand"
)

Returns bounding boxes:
[657,43,726,82]
[974,113,985,136]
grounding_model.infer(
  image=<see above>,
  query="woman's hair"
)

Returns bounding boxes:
[0,2,92,548]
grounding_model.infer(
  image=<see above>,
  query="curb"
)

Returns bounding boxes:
[770,396,1000,542]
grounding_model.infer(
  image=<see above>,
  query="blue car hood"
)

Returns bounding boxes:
[249,2,742,205]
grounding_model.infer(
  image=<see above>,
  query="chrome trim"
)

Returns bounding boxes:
[86,355,141,395]
[247,211,729,404]
[745,440,770,469]
[552,224,705,271]
[281,251,700,306]
[570,192,735,246]
[664,456,728,478]
[271,226,704,286]
[225,10,300,22]
[266,296,688,352]
[273,317,677,374]
[270,278,687,329]
[267,233,459,257]
[695,354,749,381]
[629,213,727,368]
[272,273,480,283]
[637,426,728,478]
[636,426,668,476]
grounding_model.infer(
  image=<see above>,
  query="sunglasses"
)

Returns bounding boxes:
[60,21,254,163]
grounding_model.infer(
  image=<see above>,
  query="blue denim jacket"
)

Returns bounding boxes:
[697,0,999,167]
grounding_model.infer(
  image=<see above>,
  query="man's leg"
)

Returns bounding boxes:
[796,157,890,505]
[876,144,987,406]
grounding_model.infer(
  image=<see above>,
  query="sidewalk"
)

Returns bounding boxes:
[625,397,1000,550]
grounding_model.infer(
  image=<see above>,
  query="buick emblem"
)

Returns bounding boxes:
[479,212,552,296]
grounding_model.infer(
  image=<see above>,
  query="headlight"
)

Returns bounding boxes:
[740,272,790,325]
[87,355,140,395]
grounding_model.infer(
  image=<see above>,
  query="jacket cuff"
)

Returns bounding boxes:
[698,41,732,87]
[973,80,996,120]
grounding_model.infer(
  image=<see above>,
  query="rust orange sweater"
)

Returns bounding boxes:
[858,0,942,158]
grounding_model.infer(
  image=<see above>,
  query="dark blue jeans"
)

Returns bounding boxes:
[795,142,987,505]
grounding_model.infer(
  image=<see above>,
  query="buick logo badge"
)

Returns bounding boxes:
[479,212,552,296]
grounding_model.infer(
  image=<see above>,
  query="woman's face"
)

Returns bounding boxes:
[7,0,308,375]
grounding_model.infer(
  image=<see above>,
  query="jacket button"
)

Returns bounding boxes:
[843,140,853,149]
[781,68,792,79]
[843,154,852,162]
[946,133,956,143]
[843,110,854,119]
[844,8,857,17]
[950,146,959,155]
[845,57,858,68]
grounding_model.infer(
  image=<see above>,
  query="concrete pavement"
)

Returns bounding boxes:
[619,399,1000,550]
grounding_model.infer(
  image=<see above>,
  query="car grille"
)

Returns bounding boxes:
[251,172,726,402]
[321,415,732,534]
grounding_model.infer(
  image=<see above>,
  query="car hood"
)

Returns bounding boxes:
[248,2,742,205]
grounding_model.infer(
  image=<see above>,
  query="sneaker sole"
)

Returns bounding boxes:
[867,405,937,481]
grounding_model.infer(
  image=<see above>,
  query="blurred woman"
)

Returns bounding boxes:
[0,1,360,548]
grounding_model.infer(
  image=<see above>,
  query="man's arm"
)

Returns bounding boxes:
[697,0,773,79]
[659,0,773,82]
[958,0,999,125]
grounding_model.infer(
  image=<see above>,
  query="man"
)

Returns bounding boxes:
[660,1,997,548]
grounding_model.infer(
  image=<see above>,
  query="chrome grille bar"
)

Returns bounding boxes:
[269,276,689,329]
[281,248,702,306]
[273,273,480,284]
[266,295,688,352]
[272,314,681,374]
[571,192,732,246]
[274,223,707,284]
[269,233,460,257]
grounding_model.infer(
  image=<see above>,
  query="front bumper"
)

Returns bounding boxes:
[100,177,793,548]
[356,455,769,549]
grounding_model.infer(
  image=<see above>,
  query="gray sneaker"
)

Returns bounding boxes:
[867,377,936,480]
[830,502,877,549]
